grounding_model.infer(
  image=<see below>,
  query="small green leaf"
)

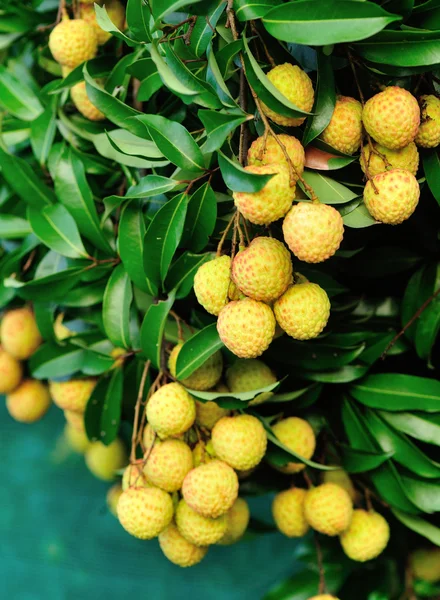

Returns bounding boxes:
[302,171,358,204]
[165,252,210,298]
[379,411,440,447]
[303,50,336,147]
[341,445,394,473]
[103,264,133,349]
[30,342,86,379]
[94,4,138,46]
[351,374,440,411]
[85,368,124,445]
[392,510,440,545]
[190,2,226,57]
[9,267,87,301]
[0,215,31,238]
[200,110,248,154]
[140,290,176,369]
[234,0,279,21]
[343,203,378,228]
[218,150,274,192]
[181,183,218,252]
[126,0,151,42]
[30,98,57,166]
[175,323,223,379]
[0,65,43,120]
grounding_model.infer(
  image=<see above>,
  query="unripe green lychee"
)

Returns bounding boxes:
[146,382,196,439]
[217,497,250,545]
[272,417,316,473]
[272,488,309,537]
[196,400,230,430]
[193,255,231,316]
[176,499,227,546]
[64,422,91,453]
[211,414,267,470]
[64,409,85,432]
[362,86,420,150]
[49,377,97,413]
[79,0,125,45]
[49,18,98,68]
[6,379,51,423]
[106,483,123,517]
[226,358,276,406]
[122,461,151,490]
[85,438,127,481]
[71,81,105,121]
[233,164,295,225]
[304,483,353,536]
[363,168,420,225]
[411,548,440,582]
[274,283,330,341]
[144,439,193,492]
[0,347,22,393]
[340,509,390,562]
[168,343,223,391]
[231,237,293,303]
[415,95,440,148]
[182,460,239,518]
[321,96,363,155]
[1,306,42,359]
[159,523,208,567]
[217,298,276,358]
[117,487,174,539]
[247,134,305,181]
[283,202,344,263]
[360,142,419,178]
[261,63,314,127]
[323,469,357,503]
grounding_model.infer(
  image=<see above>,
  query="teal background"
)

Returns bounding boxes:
[0,401,300,600]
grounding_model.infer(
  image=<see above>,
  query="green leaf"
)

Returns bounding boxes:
[267,338,365,371]
[33,301,56,343]
[355,30,440,67]
[302,172,358,204]
[0,214,31,238]
[181,183,217,252]
[0,65,43,120]
[392,510,440,545]
[379,411,440,446]
[140,290,176,369]
[190,2,226,57]
[165,252,210,298]
[339,246,422,276]
[152,0,204,23]
[343,202,378,228]
[423,150,440,206]
[341,445,394,474]
[30,98,57,166]
[126,0,151,42]
[175,323,223,380]
[62,281,106,307]
[301,364,369,384]
[351,374,440,411]
[218,150,274,192]
[199,110,248,154]
[129,59,162,101]
[402,265,435,342]
[103,264,133,349]
[190,380,281,408]
[149,40,200,100]
[234,0,279,21]
[400,474,440,513]
[415,289,440,364]
[85,368,124,445]
[302,50,336,147]
[94,4,138,46]
[29,342,86,379]
[9,267,87,301]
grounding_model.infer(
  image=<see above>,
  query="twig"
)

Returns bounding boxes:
[170,310,184,341]
[365,488,373,511]
[130,360,151,462]
[250,21,276,67]
[216,211,236,256]
[22,249,37,274]
[314,532,326,595]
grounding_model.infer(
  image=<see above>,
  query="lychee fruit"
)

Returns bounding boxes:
[304,483,353,536]
[261,63,314,127]
[85,438,127,481]
[64,409,85,432]
[247,134,305,181]
[217,497,250,545]
[168,343,223,391]
[415,94,440,148]
[122,461,151,490]
[106,483,123,517]
[142,422,157,449]
[159,523,208,567]
[217,298,276,358]
[193,255,231,316]
[308,596,340,600]
[79,0,125,45]
[271,417,316,473]
[1,306,42,359]
[362,86,420,149]
[64,422,91,453]
[146,382,196,439]
[363,168,420,225]
[274,283,330,340]
[360,141,419,177]
[411,547,440,582]
[6,379,51,423]
[321,96,363,155]
[176,499,227,546]
[117,487,174,539]
[283,202,344,263]
[211,414,267,471]
[144,439,193,492]
[233,164,295,225]
[49,377,97,413]
[231,237,293,303]
[340,509,390,562]
[226,358,276,405]
[323,469,357,503]
[195,400,230,430]
[272,488,309,537]
[49,18,98,68]
[182,460,238,518]
[71,81,105,121]
[0,347,22,394]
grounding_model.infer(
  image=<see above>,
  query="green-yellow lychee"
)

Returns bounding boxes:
[144,439,193,492]
[321,96,363,155]
[304,483,353,536]
[6,379,51,423]
[146,382,196,439]
[1,306,42,359]
[272,417,316,474]
[274,283,330,340]
[340,509,390,562]
[0,347,23,394]
[168,343,223,391]
[64,422,91,453]
[71,81,105,121]
[360,141,419,178]
[106,483,123,517]
[411,548,440,582]
[122,461,151,490]
[283,202,344,263]
[217,298,276,358]
[142,423,157,449]
[363,168,420,225]
[415,95,440,148]
[64,409,85,432]
[323,469,357,503]
[176,499,227,546]
[49,377,97,413]
[247,134,305,181]
[195,400,230,430]
[117,487,173,539]
[159,523,208,567]
[226,358,276,406]
[193,255,231,316]
[217,497,250,545]
[49,18,98,68]
[272,488,309,537]
[211,414,267,471]
[362,86,420,150]
[85,438,127,481]
[182,460,238,518]
[231,237,293,303]
[79,0,125,45]
[261,63,314,127]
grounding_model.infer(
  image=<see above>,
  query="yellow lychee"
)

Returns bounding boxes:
[85,438,127,481]
[231,237,293,303]
[272,417,316,474]
[146,382,196,439]
[1,306,42,359]
[193,255,231,316]
[226,358,276,406]
[304,483,353,536]
[54,313,74,340]
[117,487,174,539]
[176,499,227,546]
[233,164,295,225]
[360,141,419,177]
[6,379,51,423]
[144,439,193,492]
[217,497,250,545]
[211,414,267,470]
[142,423,157,449]
[261,63,314,127]
[321,96,363,155]
[79,0,125,45]
[159,523,208,567]
[217,298,276,358]
[71,81,105,121]
[49,377,97,413]
[0,347,22,394]
[49,18,98,68]
[362,86,420,150]
[64,409,85,432]
[195,400,230,430]
[415,95,440,148]
[363,168,420,225]
[323,469,357,503]
[411,548,440,582]
[272,488,309,537]
[106,483,123,517]
[122,461,151,490]
[247,134,305,181]
[168,343,223,391]
[340,509,390,562]
[64,422,91,453]
[308,596,340,600]
[283,202,344,263]
[182,460,238,518]
[274,283,330,340]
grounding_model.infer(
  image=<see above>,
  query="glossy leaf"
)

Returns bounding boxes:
[85,368,124,445]
[181,183,217,252]
[126,0,151,42]
[392,510,440,545]
[235,0,279,21]
[140,290,176,369]
[0,65,43,120]
[165,252,210,298]
[355,30,440,67]
[302,171,358,204]
[0,215,31,238]
[351,374,440,411]
[423,150,440,206]
[29,342,86,379]
[199,110,249,154]
[103,264,133,349]
[302,50,335,147]
[218,150,274,192]
[175,323,223,379]
[379,411,440,446]
[30,98,57,166]
[341,445,394,474]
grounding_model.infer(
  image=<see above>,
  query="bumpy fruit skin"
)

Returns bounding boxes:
[64,409,85,432]
[362,86,420,150]
[247,134,305,181]
[283,202,344,263]
[340,509,390,562]
[217,298,276,358]
[142,423,157,449]
[272,488,309,538]
[117,487,173,540]
[168,343,223,391]
[176,499,227,546]
[227,358,276,406]
[272,417,316,474]
[232,237,292,303]
[304,483,353,536]
[159,524,208,567]
[182,460,239,518]
[211,414,267,470]
[193,255,231,316]
[217,497,250,545]
[196,400,230,430]
[411,548,440,582]
[71,82,105,121]
[274,283,330,341]
[144,439,193,492]
[64,422,91,453]
[323,469,357,503]
[106,483,123,517]
[0,348,22,393]
[85,438,127,481]
[122,462,151,490]
[146,382,196,439]
[322,96,363,155]
[80,0,125,45]
[1,307,42,359]
[415,95,440,148]
[363,169,420,225]
[360,141,419,177]
[261,64,314,127]
[49,19,98,68]
[6,379,51,423]
[49,378,97,413]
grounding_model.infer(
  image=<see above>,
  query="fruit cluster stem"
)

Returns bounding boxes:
[314,532,327,594]
[216,211,236,257]
[130,359,151,463]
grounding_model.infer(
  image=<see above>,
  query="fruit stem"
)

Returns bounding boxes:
[216,211,236,257]
[314,532,327,595]
[250,21,276,68]
[365,487,373,511]
[240,213,251,245]
[130,359,151,463]
[169,310,184,342]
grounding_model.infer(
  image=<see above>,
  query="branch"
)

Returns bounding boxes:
[130,360,151,462]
